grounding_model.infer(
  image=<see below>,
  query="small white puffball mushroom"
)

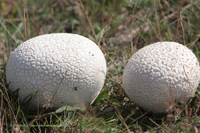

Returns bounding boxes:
[123,42,200,113]
[6,33,107,110]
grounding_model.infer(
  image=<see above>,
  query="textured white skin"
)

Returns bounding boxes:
[6,33,107,109]
[123,42,200,113]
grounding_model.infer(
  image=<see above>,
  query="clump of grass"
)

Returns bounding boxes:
[0,0,200,132]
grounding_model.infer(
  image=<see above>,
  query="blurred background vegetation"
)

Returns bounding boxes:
[0,0,200,132]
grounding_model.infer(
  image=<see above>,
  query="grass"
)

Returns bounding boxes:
[0,0,200,132]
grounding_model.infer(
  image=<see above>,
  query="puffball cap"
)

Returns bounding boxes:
[6,33,107,109]
[123,42,200,113]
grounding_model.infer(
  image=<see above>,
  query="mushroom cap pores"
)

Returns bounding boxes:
[123,42,200,113]
[6,33,107,109]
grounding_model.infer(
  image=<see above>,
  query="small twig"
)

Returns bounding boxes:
[185,105,189,131]
[78,0,96,39]
[147,19,162,42]
[173,0,184,41]
[23,0,27,41]
[180,19,185,45]
[111,101,131,133]
[163,0,175,13]
[50,70,68,106]
[183,65,194,89]
[180,1,185,45]
[31,0,40,35]
[154,0,161,40]
[0,83,19,130]
[188,34,200,47]
[0,0,15,4]
[132,8,152,56]
[194,3,200,10]
[0,94,3,133]
[128,110,149,127]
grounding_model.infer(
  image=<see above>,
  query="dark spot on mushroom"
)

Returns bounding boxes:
[74,87,77,91]
[61,102,63,104]
[89,51,94,56]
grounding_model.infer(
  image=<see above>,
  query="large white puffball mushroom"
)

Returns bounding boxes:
[6,33,107,109]
[123,42,200,113]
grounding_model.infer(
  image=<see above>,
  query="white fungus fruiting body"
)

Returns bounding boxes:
[123,42,200,113]
[6,33,107,109]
